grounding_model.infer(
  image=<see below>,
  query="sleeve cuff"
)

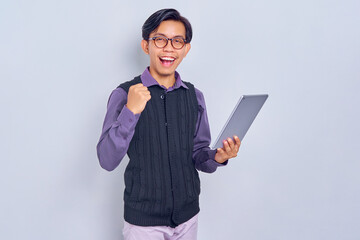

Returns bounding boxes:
[116,105,140,131]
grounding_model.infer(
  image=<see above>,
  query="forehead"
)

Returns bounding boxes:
[151,20,186,38]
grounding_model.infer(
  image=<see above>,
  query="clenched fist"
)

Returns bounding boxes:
[126,83,151,114]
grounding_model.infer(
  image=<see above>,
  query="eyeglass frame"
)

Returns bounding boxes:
[148,36,187,50]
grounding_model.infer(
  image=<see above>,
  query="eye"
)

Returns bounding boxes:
[155,37,166,44]
[173,38,184,44]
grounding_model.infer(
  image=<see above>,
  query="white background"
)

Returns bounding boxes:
[1,0,359,239]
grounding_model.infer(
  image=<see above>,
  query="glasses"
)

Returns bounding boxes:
[148,36,187,50]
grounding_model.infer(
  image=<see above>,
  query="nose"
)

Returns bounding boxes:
[163,39,174,51]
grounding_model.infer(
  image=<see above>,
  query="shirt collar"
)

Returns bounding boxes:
[140,67,189,91]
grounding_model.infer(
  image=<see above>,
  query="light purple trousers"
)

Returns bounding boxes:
[122,214,198,240]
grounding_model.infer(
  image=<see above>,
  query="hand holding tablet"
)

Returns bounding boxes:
[214,135,241,164]
[213,94,268,162]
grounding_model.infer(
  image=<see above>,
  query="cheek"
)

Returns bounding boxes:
[149,52,159,62]
[176,55,185,64]
[178,50,187,60]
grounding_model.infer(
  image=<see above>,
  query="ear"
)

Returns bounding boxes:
[183,43,191,58]
[141,39,149,54]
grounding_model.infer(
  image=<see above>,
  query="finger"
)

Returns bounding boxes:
[234,136,241,152]
[217,148,224,154]
[227,137,237,156]
[132,84,148,90]
[216,148,226,163]
[217,148,227,160]
[227,137,235,149]
[130,83,144,90]
[228,138,238,157]
[145,94,151,101]
[136,89,150,96]
[234,136,241,146]
[136,87,150,93]
[223,140,231,153]
[138,89,151,95]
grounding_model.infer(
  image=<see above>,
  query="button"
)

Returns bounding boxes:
[165,123,168,127]
[160,94,165,99]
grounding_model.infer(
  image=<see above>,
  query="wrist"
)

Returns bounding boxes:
[214,151,222,163]
[126,104,138,115]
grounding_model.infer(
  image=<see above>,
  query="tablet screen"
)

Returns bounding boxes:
[212,94,268,149]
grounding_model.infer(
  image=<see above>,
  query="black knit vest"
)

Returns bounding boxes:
[118,75,200,227]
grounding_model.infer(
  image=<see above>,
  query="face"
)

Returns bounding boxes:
[141,20,191,80]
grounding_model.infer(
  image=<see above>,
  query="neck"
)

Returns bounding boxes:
[157,77,175,89]
[149,68,176,89]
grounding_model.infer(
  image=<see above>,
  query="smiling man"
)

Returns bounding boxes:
[96,8,240,240]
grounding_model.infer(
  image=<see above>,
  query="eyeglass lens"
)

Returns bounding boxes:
[154,37,185,49]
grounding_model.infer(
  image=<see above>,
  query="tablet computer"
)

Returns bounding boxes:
[212,94,268,149]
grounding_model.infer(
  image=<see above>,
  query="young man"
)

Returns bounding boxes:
[96,8,240,240]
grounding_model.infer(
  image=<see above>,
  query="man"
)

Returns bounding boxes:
[96,8,240,240]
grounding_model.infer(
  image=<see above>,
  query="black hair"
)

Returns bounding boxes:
[142,8,193,43]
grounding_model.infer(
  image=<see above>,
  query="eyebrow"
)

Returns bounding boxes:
[152,33,185,39]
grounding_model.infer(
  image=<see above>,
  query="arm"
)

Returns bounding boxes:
[192,88,228,173]
[96,88,140,171]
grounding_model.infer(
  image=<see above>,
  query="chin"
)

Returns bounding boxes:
[150,63,178,78]
[159,71,175,77]
[158,67,177,76]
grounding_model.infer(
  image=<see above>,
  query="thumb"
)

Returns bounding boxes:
[217,148,224,154]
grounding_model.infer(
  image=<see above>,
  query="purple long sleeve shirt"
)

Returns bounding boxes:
[96,68,227,173]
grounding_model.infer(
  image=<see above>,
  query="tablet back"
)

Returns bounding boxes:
[212,94,268,149]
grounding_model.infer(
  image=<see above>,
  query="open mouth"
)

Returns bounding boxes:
[159,56,175,67]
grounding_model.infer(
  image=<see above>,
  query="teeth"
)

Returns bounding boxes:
[160,57,175,61]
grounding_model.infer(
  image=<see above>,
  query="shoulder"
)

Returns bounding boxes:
[106,87,127,109]
[117,75,142,92]
[194,87,206,109]
[182,80,195,92]
[181,80,206,108]
[110,87,127,98]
